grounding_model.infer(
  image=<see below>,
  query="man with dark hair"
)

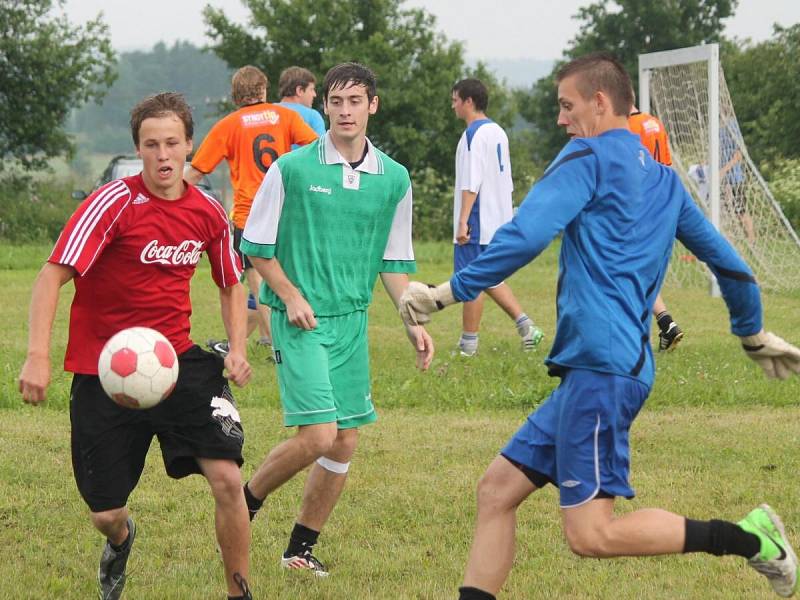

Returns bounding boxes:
[450,78,542,356]
[240,62,433,576]
[19,92,254,600]
[277,66,326,138]
[187,65,318,352]
[400,52,800,599]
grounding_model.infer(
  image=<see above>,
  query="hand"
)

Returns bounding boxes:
[398,281,456,327]
[740,330,800,380]
[405,324,434,371]
[285,292,317,330]
[224,350,252,387]
[18,354,50,405]
[456,222,470,245]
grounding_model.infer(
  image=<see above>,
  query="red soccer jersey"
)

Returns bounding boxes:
[49,174,242,374]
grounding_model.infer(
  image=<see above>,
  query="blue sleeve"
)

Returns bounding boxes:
[451,141,597,301]
[675,188,762,335]
[310,110,326,136]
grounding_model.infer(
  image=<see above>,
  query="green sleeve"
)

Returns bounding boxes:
[239,239,276,259]
[380,259,416,274]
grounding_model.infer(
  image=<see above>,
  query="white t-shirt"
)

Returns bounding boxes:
[453,119,514,244]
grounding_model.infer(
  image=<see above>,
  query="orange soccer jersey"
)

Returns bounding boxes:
[628,111,672,166]
[191,103,318,228]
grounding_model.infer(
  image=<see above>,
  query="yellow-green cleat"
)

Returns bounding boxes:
[739,504,798,597]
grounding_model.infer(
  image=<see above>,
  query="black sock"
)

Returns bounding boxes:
[458,586,496,600]
[109,525,131,553]
[684,518,760,558]
[656,311,673,333]
[285,522,320,557]
[243,482,263,521]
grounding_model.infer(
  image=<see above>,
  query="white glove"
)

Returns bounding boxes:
[399,281,456,326]
[740,330,800,380]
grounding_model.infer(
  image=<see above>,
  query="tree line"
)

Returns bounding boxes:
[2,0,799,237]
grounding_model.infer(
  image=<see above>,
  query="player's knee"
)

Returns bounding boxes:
[563,524,610,558]
[200,459,243,501]
[208,467,244,503]
[330,428,358,460]
[90,507,127,532]
[297,423,338,457]
[475,471,514,513]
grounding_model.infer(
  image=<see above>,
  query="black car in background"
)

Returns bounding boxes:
[72,155,220,202]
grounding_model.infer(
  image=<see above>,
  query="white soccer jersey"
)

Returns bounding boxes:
[453,119,514,245]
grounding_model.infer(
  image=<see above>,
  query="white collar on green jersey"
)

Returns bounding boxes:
[318,132,384,175]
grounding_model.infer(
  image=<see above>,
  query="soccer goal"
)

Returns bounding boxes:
[639,43,800,294]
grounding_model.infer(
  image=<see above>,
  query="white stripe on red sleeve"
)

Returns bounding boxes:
[57,180,130,266]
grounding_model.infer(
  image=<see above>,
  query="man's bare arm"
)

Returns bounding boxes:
[18,262,76,404]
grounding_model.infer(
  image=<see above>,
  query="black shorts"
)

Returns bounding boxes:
[70,346,244,512]
[233,227,253,270]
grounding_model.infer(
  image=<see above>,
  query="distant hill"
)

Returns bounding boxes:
[68,41,233,156]
[479,58,555,89]
[66,43,553,176]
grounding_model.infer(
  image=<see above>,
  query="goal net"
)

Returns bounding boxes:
[639,44,800,293]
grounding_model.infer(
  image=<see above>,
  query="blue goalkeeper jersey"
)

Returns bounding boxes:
[450,128,762,388]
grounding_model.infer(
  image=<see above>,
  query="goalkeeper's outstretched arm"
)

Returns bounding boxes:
[399,139,597,328]
[676,189,800,379]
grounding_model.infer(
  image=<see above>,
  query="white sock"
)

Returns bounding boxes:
[515,314,533,336]
[459,332,478,353]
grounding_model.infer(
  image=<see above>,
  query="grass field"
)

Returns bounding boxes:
[1,240,799,599]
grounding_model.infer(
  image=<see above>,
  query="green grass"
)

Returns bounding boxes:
[1,240,800,598]
[3,407,800,599]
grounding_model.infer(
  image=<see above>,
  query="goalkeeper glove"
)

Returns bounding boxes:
[399,281,456,326]
[740,330,800,380]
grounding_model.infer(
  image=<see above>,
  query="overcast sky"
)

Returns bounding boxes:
[60,0,800,60]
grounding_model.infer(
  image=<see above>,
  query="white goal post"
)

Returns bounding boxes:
[639,43,800,295]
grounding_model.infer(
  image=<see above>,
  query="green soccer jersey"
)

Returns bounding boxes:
[240,133,416,316]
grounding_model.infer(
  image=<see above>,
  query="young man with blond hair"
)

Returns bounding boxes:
[187,65,318,350]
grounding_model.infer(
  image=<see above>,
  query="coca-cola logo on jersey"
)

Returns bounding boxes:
[140,240,204,265]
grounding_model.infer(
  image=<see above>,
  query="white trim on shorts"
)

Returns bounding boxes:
[338,406,375,422]
[284,407,337,417]
[559,413,602,509]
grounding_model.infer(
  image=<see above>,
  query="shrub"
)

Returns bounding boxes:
[412,167,452,241]
[763,157,800,231]
[0,176,77,243]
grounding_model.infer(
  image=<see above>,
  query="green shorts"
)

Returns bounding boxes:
[271,309,376,429]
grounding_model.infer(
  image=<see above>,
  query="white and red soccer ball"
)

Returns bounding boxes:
[98,327,179,409]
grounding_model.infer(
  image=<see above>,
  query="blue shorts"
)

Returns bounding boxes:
[247,293,257,311]
[501,369,649,508]
[454,243,488,272]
